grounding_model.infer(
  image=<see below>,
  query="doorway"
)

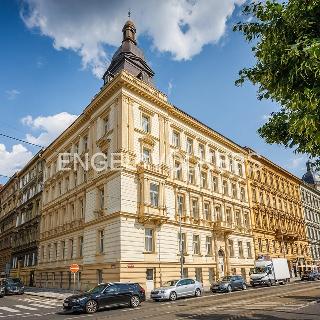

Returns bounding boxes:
[146,268,155,292]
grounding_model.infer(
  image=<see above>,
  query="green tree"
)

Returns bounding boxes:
[234,0,320,164]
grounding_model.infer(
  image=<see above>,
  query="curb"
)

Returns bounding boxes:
[24,292,70,301]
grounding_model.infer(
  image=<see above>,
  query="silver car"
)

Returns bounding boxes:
[150,278,203,301]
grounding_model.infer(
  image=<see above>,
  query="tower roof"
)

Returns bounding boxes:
[302,161,320,189]
[103,18,154,86]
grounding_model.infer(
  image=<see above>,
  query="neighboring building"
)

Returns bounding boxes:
[36,19,254,291]
[10,152,44,286]
[301,162,320,268]
[0,174,18,276]
[245,148,311,276]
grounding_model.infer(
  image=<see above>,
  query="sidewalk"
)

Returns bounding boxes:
[24,287,80,300]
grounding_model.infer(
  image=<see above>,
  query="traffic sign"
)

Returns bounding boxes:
[70,264,79,273]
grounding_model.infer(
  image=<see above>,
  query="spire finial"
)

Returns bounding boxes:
[128,9,131,19]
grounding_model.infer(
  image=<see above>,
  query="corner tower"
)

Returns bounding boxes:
[102,18,154,85]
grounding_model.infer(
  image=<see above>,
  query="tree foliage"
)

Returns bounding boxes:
[234,0,320,164]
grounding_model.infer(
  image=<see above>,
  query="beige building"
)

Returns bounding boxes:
[245,148,311,276]
[36,19,254,291]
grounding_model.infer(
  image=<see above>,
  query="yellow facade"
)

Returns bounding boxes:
[245,148,311,276]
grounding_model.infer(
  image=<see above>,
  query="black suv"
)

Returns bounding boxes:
[63,282,146,314]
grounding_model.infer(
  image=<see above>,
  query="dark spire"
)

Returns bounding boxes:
[102,17,155,86]
[302,160,320,190]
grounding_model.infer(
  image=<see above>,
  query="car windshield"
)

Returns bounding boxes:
[221,276,232,281]
[163,280,179,287]
[252,267,267,274]
[86,284,107,294]
[11,278,22,284]
[5,279,15,284]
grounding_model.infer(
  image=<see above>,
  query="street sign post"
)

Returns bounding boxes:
[70,264,79,294]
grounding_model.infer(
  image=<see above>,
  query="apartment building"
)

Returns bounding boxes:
[36,19,254,291]
[245,148,311,276]
[301,161,320,266]
[10,151,44,286]
[0,174,18,276]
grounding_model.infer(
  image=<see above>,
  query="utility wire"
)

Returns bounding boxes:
[0,133,44,149]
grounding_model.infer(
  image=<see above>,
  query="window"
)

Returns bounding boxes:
[229,158,234,172]
[54,243,58,260]
[61,241,65,259]
[104,116,109,134]
[74,172,78,187]
[222,180,228,195]
[195,268,203,282]
[247,242,252,258]
[142,147,151,163]
[47,245,51,261]
[210,150,216,165]
[201,171,207,188]
[240,187,246,201]
[238,241,244,258]
[193,235,200,254]
[83,135,88,151]
[215,206,222,221]
[243,213,250,228]
[226,208,232,224]
[69,239,74,258]
[145,228,154,252]
[199,144,205,160]
[150,183,159,207]
[97,269,103,284]
[266,239,270,252]
[206,236,212,255]
[235,210,241,226]
[141,114,150,132]
[232,183,237,199]
[65,177,69,192]
[258,238,262,252]
[98,230,104,253]
[186,138,193,154]
[228,239,234,257]
[178,232,186,254]
[188,166,195,184]
[191,199,199,219]
[177,194,185,217]
[252,188,257,202]
[238,163,243,176]
[172,131,180,147]
[99,188,104,210]
[220,155,226,168]
[204,202,211,221]
[80,199,84,218]
[212,176,218,192]
[174,161,182,180]
[79,236,83,257]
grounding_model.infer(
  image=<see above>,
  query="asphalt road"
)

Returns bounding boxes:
[0,281,319,320]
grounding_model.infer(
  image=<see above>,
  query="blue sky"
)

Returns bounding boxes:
[0,0,308,184]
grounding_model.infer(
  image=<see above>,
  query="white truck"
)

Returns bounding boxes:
[250,257,290,287]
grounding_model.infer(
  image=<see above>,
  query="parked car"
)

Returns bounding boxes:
[63,282,145,314]
[301,270,320,281]
[211,275,247,293]
[0,278,24,295]
[150,278,203,301]
[0,283,5,298]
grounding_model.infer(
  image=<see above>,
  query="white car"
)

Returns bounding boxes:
[150,278,203,301]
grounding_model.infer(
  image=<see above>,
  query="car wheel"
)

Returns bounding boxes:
[267,280,272,287]
[227,285,232,293]
[169,291,177,301]
[195,288,201,297]
[85,300,98,314]
[130,295,140,308]
[242,283,247,290]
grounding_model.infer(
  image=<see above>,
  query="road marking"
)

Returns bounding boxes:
[14,305,38,310]
[29,303,55,309]
[0,307,20,313]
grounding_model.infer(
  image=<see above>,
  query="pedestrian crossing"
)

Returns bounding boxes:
[0,296,62,318]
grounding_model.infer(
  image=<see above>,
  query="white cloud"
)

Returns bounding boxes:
[0,144,33,177]
[286,156,306,171]
[22,112,78,146]
[6,89,20,100]
[262,114,271,120]
[20,0,244,77]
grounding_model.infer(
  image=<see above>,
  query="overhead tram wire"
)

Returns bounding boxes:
[0,133,44,149]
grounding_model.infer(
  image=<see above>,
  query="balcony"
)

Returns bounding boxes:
[138,203,168,225]
[213,220,234,233]
[137,162,169,178]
